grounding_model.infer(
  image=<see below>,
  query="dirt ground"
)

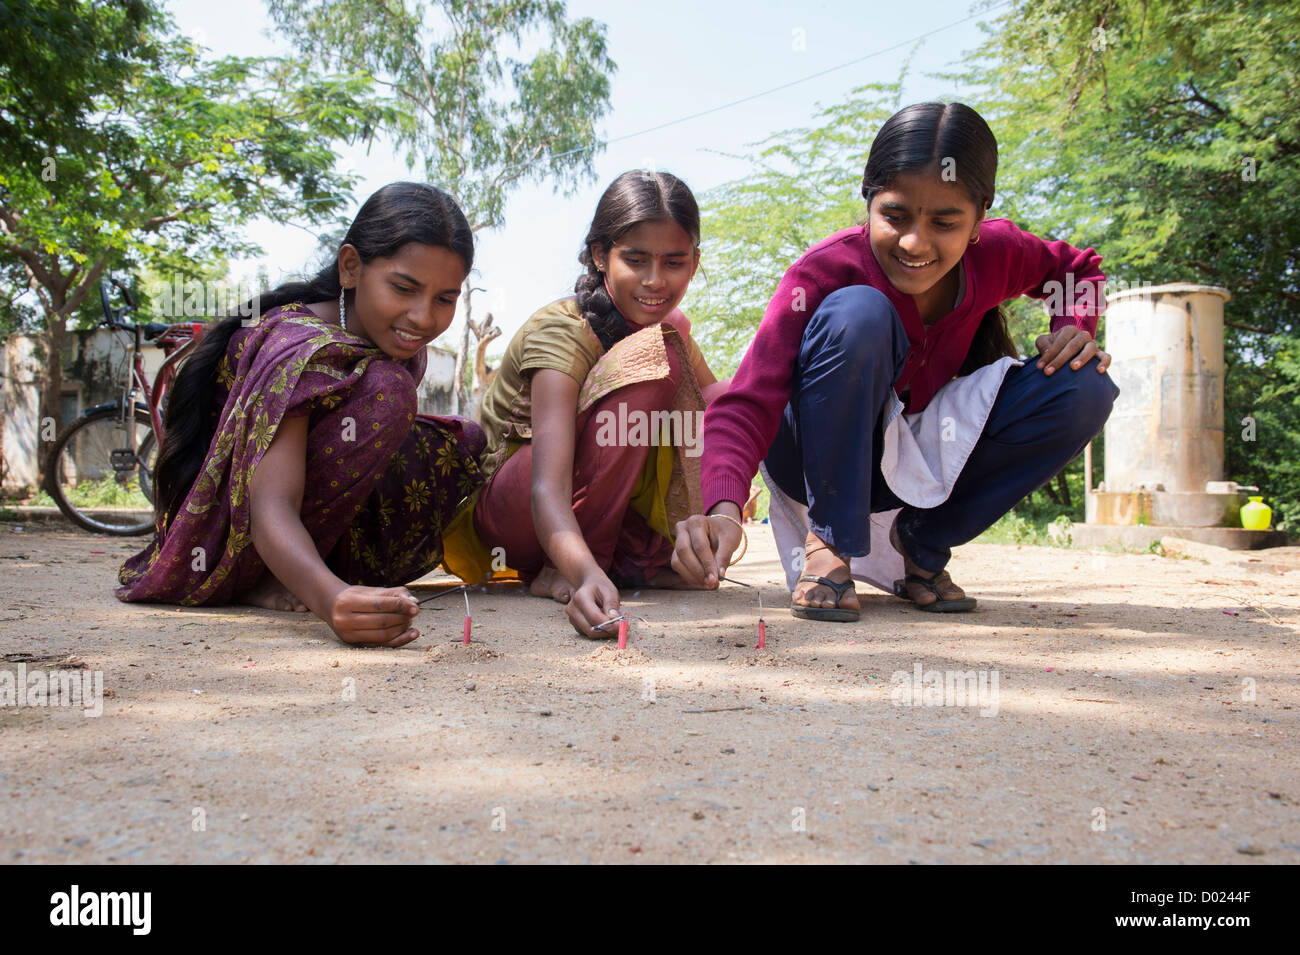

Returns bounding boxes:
[1,518,1297,864]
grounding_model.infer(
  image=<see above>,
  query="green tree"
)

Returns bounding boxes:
[266,0,617,407]
[1,0,387,480]
[962,0,1300,529]
[683,83,900,372]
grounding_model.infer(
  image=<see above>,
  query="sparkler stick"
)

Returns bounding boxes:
[416,586,465,605]
[592,611,628,634]
[462,589,472,645]
[720,577,765,648]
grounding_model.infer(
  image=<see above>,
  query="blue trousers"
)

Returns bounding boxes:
[763,286,1119,574]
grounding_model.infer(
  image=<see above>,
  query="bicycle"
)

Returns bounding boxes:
[42,278,205,535]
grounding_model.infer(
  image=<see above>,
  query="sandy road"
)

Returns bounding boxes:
[1,519,1297,863]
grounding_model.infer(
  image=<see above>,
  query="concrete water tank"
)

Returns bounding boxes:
[1103,284,1230,494]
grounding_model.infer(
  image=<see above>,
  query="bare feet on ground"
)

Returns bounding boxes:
[792,530,860,612]
[237,572,309,612]
[890,520,968,607]
[528,565,573,603]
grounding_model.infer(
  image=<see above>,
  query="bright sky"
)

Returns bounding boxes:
[169,0,999,347]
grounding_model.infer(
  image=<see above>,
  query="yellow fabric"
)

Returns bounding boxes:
[627,437,676,542]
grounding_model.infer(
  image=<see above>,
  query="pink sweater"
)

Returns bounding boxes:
[701,218,1105,513]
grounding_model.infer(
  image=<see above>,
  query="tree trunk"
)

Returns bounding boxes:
[36,314,67,486]
[453,283,474,414]
[1041,478,1062,506]
[1056,470,1072,508]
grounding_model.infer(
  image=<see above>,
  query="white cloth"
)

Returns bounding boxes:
[763,357,1022,595]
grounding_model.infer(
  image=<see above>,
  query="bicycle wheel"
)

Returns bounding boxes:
[44,405,159,535]
[137,428,158,506]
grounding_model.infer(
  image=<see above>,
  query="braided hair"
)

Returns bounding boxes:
[575,171,700,351]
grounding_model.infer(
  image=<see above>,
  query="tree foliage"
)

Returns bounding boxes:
[961,0,1300,529]
[682,83,901,372]
[0,0,387,472]
[266,0,615,232]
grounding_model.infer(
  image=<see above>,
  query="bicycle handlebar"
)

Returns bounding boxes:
[110,276,136,310]
[98,278,196,342]
[99,282,114,324]
[99,278,138,331]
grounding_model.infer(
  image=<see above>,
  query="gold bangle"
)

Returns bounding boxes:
[708,512,748,565]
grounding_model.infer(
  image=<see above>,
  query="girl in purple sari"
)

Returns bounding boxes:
[117,183,485,648]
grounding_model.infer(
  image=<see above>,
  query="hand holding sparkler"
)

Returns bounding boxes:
[670,503,746,589]
[567,573,622,639]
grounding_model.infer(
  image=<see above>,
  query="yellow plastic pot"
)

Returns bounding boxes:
[1240,496,1272,531]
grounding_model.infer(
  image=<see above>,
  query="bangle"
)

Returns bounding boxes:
[708,512,748,565]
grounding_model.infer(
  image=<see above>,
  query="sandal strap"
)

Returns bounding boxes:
[796,574,855,600]
[902,570,963,600]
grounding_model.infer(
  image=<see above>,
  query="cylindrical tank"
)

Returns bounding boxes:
[1103,284,1230,493]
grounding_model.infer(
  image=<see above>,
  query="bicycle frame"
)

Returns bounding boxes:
[128,328,196,444]
[98,277,200,456]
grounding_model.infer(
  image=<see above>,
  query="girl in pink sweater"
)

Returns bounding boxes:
[670,102,1117,620]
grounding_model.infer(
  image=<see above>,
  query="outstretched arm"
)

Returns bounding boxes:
[530,368,621,637]
[248,415,421,647]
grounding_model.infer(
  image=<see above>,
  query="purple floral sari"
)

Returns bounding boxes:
[117,304,485,605]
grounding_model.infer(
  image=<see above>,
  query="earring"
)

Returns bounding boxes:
[969,230,981,245]
[338,287,346,325]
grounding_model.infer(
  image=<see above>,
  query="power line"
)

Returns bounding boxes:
[304,0,1013,203]
[543,0,1014,162]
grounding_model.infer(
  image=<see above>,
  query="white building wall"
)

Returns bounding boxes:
[2,331,459,490]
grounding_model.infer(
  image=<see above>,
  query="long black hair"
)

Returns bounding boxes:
[575,170,700,351]
[152,182,474,523]
[862,102,1019,370]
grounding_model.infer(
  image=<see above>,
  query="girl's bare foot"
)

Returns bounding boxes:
[528,565,573,604]
[792,530,860,613]
[238,571,309,612]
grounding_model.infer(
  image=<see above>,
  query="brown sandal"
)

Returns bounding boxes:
[891,571,976,613]
[889,519,976,613]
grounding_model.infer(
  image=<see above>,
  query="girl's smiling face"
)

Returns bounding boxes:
[340,241,467,359]
[592,220,699,327]
[868,168,985,303]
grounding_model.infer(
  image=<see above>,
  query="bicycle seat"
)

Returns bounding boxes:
[142,322,172,340]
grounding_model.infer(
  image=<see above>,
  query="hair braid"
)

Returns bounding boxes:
[575,170,700,352]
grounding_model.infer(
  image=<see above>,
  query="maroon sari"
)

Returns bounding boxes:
[117,304,485,605]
